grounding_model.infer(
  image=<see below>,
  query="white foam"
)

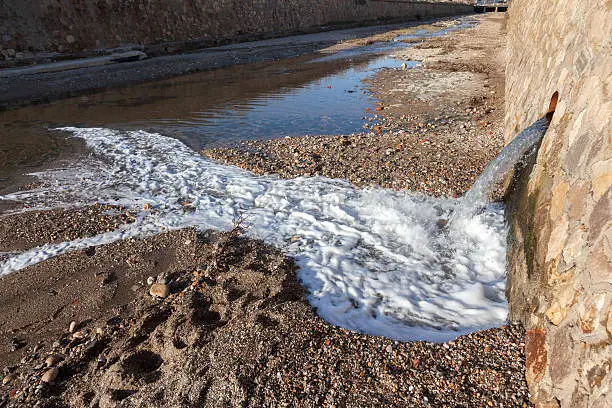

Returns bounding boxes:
[0,128,509,342]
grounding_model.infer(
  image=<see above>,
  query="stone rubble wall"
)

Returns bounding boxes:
[0,0,472,60]
[504,0,611,406]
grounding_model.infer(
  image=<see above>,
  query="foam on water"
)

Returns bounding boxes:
[1,127,510,342]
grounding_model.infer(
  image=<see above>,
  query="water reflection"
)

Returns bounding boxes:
[1,50,410,150]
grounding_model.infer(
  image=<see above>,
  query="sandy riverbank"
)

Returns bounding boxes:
[204,15,506,198]
[0,207,530,407]
[0,14,534,407]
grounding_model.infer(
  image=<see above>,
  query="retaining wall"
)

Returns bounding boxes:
[505,0,611,406]
[0,0,472,59]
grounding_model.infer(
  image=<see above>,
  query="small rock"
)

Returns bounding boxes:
[69,321,77,333]
[149,283,170,298]
[72,330,88,339]
[2,374,16,385]
[10,338,26,351]
[41,367,59,383]
[45,354,64,367]
[146,276,155,286]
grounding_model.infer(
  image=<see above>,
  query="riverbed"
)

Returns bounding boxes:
[0,13,533,408]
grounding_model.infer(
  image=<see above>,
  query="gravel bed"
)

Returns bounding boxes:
[1,228,532,407]
[204,111,503,198]
[0,204,136,252]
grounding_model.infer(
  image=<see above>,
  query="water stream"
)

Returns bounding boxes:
[0,117,548,342]
[457,117,550,217]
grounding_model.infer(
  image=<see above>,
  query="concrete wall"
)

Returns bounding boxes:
[0,0,472,60]
[504,0,611,406]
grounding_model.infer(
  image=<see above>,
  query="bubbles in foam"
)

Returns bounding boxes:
[0,127,509,342]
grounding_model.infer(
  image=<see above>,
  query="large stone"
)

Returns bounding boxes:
[549,180,569,221]
[41,367,59,383]
[548,330,575,385]
[546,215,568,263]
[591,160,611,202]
[525,328,548,384]
[587,362,610,390]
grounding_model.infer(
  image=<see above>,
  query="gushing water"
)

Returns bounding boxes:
[458,118,549,217]
[0,120,548,342]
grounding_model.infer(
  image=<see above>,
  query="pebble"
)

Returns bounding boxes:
[149,283,170,298]
[69,321,77,333]
[41,367,59,383]
[147,276,156,285]
[72,330,88,339]
[45,354,64,367]
[2,374,16,385]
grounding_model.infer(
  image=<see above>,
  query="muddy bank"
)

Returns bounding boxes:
[204,14,506,198]
[0,207,531,407]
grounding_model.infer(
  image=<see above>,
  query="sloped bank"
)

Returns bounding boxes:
[504,0,611,406]
[0,0,472,61]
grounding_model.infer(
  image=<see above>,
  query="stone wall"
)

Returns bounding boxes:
[504,0,611,406]
[0,0,472,59]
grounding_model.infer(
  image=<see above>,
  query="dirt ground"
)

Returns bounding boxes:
[0,208,531,408]
[204,14,507,198]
